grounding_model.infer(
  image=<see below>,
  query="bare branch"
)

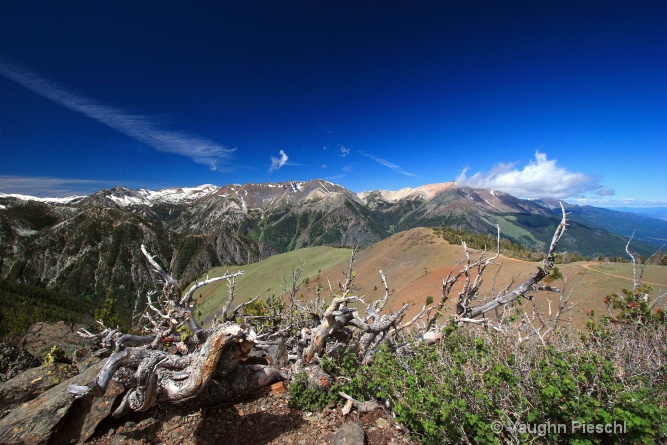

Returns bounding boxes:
[141,244,181,298]
[626,232,638,288]
[464,202,567,319]
[181,271,244,306]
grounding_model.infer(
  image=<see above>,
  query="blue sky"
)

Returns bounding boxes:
[0,1,665,207]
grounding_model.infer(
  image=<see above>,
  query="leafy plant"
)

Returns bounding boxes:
[288,373,335,411]
[604,284,666,325]
[45,345,69,364]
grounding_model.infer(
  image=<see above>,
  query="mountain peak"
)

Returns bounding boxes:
[0,193,85,205]
[357,181,457,203]
[79,184,221,208]
[212,178,359,209]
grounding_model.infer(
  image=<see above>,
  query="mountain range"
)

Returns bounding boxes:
[1,179,665,307]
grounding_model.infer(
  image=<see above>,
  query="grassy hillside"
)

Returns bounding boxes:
[191,246,353,325]
[317,228,667,329]
[191,227,667,331]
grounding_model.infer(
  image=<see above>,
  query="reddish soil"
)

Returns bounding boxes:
[314,227,665,331]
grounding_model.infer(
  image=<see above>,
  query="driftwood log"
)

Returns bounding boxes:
[69,247,283,416]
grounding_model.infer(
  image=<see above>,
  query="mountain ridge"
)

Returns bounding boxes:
[2,179,664,307]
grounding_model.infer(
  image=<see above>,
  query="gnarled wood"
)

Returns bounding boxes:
[69,246,282,417]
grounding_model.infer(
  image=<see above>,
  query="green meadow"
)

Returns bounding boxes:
[189,246,352,325]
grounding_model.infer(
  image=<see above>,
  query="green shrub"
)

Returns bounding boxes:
[45,345,69,364]
[289,324,667,444]
[288,373,336,411]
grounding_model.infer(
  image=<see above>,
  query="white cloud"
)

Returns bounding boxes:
[569,197,667,208]
[339,145,351,157]
[269,149,289,172]
[0,175,120,197]
[325,174,346,180]
[0,59,234,170]
[456,151,611,199]
[359,152,416,177]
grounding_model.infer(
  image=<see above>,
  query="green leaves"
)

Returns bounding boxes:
[94,288,122,329]
[288,325,667,444]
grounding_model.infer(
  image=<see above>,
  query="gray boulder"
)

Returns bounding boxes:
[0,344,42,382]
[19,321,85,358]
[334,421,367,445]
[0,358,115,445]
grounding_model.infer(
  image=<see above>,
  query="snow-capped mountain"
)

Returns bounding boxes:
[78,184,220,208]
[358,182,457,203]
[0,193,85,205]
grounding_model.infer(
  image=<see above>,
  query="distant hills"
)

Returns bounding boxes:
[1,179,665,307]
[605,207,667,222]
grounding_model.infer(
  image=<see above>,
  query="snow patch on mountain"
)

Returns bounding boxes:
[102,184,221,207]
[0,193,85,204]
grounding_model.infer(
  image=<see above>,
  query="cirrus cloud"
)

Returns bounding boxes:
[359,151,416,177]
[0,175,123,197]
[0,58,234,171]
[456,151,612,199]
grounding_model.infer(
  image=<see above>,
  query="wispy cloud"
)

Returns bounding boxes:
[325,174,346,180]
[0,59,234,170]
[0,175,122,197]
[339,145,351,157]
[359,151,416,177]
[595,187,615,196]
[456,151,611,199]
[269,149,289,172]
[316,122,335,134]
[569,197,667,208]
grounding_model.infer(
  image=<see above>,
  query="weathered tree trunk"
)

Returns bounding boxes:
[71,323,285,416]
[70,246,284,416]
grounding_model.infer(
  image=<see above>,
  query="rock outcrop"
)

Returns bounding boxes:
[0,359,108,445]
[0,362,78,416]
[0,344,41,382]
[19,321,86,358]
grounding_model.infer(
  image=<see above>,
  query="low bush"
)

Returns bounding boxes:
[290,321,667,444]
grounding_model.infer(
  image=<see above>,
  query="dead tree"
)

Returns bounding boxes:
[288,206,569,377]
[293,250,414,369]
[603,233,666,324]
[69,245,283,416]
[422,203,568,341]
[69,203,574,414]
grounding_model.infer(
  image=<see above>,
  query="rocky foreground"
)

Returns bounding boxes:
[0,322,416,445]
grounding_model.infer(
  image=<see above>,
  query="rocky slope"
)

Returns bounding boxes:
[0,180,385,305]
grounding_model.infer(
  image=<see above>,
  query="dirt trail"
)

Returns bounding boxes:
[579,262,666,287]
